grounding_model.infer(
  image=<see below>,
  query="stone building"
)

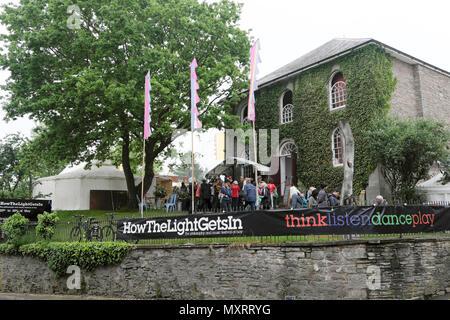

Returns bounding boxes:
[213,38,450,204]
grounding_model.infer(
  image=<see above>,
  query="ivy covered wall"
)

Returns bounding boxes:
[254,44,397,195]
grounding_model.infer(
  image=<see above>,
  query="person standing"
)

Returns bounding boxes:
[267,178,277,209]
[308,188,319,208]
[231,181,241,211]
[317,183,330,208]
[188,178,198,214]
[195,179,201,211]
[238,176,245,210]
[243,178,256,212]
[200,179,211,211]
[259,182,271,210]
[328,190,340,207]
[221,182,232,212]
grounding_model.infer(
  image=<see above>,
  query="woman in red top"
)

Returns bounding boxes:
[231,181,241,211]
[267,180,277,209]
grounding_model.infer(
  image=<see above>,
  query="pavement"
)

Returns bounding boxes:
[0,292,127,300]
[0,292,448,300]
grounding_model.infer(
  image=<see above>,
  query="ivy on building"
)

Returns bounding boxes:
[254,44,397,195]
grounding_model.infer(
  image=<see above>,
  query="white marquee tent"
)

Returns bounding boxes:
[417,172,450,202]
[33,161,169,210]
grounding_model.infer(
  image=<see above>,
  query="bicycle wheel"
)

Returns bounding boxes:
[102,225,116,242]
[90,224,103,242]
[69,226,83,242]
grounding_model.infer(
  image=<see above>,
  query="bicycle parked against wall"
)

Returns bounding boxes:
[69,215,103,242]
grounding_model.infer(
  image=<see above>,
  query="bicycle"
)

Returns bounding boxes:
[102,212,118,241]
[102,213,139,244]
[69,215,103,242]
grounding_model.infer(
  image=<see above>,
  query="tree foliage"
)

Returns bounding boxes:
[0,0,251,207]
[168,151,207,180]
[0,133,66,199]
[0,133,27,198]
[366,117,449,201]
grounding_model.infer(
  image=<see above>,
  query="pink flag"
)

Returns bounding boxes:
[247,40,261,121]
[144,71,152,139]
[190,58,202,131]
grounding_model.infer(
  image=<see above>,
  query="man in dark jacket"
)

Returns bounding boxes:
[317,183,329,208]
[328,190,340,207]
[200,179,211,211]
[243,178,256,212]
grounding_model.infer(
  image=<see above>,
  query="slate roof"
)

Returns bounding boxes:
[257,38,450,89]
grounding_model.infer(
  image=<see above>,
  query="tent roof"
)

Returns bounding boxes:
[38,161,129,181]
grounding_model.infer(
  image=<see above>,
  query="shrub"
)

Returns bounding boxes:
[19,241,134,277]
[35,211,59,240]
[154,185,168,199]
[0,212,29,246]
[366,117,449,201]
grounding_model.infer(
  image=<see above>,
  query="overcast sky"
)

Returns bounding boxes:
[1,0,449,171]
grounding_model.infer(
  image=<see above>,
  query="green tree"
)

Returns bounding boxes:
[0,0,250,208]
[366,117,449,201]
[0,133,28,198]
[168,151,207,181]
[0,133,66,199]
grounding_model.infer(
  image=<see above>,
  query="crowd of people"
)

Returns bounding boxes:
[178,177,388,213]
[289,183,388,208]
[179,175,278,213]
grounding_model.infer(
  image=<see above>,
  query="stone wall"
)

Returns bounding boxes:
[0,238,449,299]
[389,57,450,126]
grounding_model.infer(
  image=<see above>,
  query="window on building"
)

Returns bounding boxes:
[332,128,344,166]
[280,140,297,157]
[241,106,249,125]
[330,72,346,110]
[281,90,293,124]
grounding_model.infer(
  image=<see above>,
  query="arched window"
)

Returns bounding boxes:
[330,72,346,110]
[241,106,249,125]
[332,128,344,166]
[280,140,297,157]
[281,90,293,124]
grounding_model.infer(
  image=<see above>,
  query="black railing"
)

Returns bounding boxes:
[6,200,449,245]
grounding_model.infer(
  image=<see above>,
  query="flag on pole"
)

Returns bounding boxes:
[144,71,152,139]
[190,58,202,131]
[247,40,261,121]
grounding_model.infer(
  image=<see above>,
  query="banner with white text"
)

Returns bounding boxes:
[116,206,450,241]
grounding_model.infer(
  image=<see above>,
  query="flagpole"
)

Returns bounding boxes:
[191,131,195,214]
[142,70,151,218]
[252,120,259,204]
[140,138,145,218]
[190,57,201,215]
[247,40,261,207]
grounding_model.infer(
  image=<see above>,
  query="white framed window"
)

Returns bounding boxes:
[280,140,297,157]
[280,90,293,124]
[282,104,293,124]
[332,128,344,167]
[329,72,347,110]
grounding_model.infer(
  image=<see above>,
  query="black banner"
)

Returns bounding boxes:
[116,206,450,241]
[0,199,52,221]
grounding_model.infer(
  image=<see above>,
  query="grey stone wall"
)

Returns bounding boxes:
[417,65,450,126]
[389,57,450,127]
[389,58,422,120]
[0,238,449,300]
